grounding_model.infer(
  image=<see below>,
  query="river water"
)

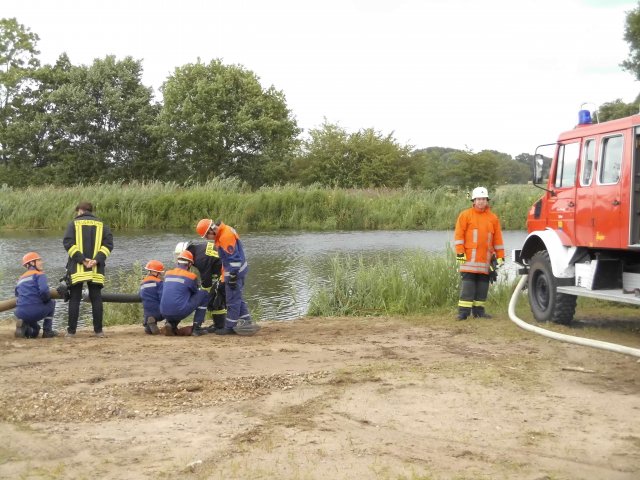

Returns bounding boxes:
[0,230,527,325]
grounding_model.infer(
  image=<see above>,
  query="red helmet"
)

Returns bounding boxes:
[22,252,42,266]
[177,250,194,264]
[145,260,165,273]
[196,218,214,238]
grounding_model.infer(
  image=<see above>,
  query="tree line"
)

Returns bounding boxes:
[4,6,640,191]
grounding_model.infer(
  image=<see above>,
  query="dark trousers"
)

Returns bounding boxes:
[16,300,56,337]
[225,274,250,329]
[68,282,103,334]
[458,272,490,317]
[163,290,209,328]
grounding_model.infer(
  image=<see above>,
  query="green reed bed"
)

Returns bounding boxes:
[103,264,144,326]
[308,250,518,317]
[0,181,540,231]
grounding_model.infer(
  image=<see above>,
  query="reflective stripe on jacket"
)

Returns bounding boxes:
[188,242,223,289]
[63,212,113,285]
[454,206,504,275]
[160,267,199,316]
[140,276,163,315]
[15,269,51,307]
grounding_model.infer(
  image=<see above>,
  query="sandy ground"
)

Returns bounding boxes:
[0,314,639,480]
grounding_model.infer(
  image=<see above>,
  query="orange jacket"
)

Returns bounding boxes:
[454,206,504,275]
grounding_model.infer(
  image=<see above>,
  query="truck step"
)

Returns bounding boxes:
[557,286,640,305]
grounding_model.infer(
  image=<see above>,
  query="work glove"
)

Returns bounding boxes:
[497,257,504,268]
[456,253,466,266]
[228,272,238,290]
[488,259,498,284]
[56,276,71,302]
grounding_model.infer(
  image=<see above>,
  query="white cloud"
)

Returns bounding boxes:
[3,0,639,156]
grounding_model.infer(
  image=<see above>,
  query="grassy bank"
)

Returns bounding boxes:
[0,181,541,231]
[308,251,517,317]
[103,251,640,332]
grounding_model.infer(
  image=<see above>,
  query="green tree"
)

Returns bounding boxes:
[294,121,413,188]
[1,53,159,186]
[598,97,640,122]
[45,55,159,183]
[0,17,40,166]
[622,3,640,81]
[412,147,459,189]
[446,150,499,191]
[3,54,73,182]
[158,59,300,187]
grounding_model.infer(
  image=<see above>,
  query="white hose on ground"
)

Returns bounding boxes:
[508,275,640,359]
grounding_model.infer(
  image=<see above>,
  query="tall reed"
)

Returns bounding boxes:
[308,250,517,317]
[103,264,143,326]
[0,182,540,231]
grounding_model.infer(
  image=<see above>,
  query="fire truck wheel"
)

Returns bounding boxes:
[528,250,576,325]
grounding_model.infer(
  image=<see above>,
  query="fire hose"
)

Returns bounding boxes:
[0,288,140,313]
[508,275,640,358]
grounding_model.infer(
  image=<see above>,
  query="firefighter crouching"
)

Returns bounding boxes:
[160,250,209,336]
[454,187,505,320]
[14,252,58,338]
[139,260,165,335]
[174,240,226,333]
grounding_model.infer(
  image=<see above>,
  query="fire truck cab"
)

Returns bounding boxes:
[514,110,640,324]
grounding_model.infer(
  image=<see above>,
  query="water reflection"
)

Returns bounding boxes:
[0,230,527,324]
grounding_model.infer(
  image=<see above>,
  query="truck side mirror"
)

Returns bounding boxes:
[534,155,544,184]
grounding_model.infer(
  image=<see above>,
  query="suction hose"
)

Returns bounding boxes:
[509,275,640,358]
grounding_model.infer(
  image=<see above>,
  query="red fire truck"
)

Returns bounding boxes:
[514,109,640,324]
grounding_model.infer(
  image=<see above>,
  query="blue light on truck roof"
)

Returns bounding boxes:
[578,109,592,125]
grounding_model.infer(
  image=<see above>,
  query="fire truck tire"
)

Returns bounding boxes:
[528,250,576,325]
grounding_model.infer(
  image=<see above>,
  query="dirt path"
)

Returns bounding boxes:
[0,315,639,480]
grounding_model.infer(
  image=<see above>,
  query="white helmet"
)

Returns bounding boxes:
[471,186,489,200]
[174,241,191,260]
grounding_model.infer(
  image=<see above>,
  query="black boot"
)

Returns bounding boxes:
[457,307,471,321]
[472,306,492,319]
[214,327,237,335]
[15,319,27,338]
[207,314,226,333]
[163,322,176,336]
[191,324,208,336]
[146,317,160,335]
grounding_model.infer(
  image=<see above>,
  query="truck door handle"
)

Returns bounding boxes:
[612,199,621,206]
[568,201,575,207]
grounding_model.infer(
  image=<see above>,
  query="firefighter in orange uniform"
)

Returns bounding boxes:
[454,187,505,320]
[196,219,260,336]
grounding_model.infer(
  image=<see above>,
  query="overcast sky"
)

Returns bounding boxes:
[4,0,640,156]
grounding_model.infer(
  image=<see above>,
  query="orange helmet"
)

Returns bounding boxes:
[145,260,165,273]
[196,218,214,238]
[22,252,42,266]
[177,250,194,264]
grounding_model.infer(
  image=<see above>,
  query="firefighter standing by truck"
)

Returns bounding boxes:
[454,187,505,320]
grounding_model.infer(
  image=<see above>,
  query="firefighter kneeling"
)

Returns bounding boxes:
[160,251,209,336]
[15,252,58,338]
[454,187,505,320]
